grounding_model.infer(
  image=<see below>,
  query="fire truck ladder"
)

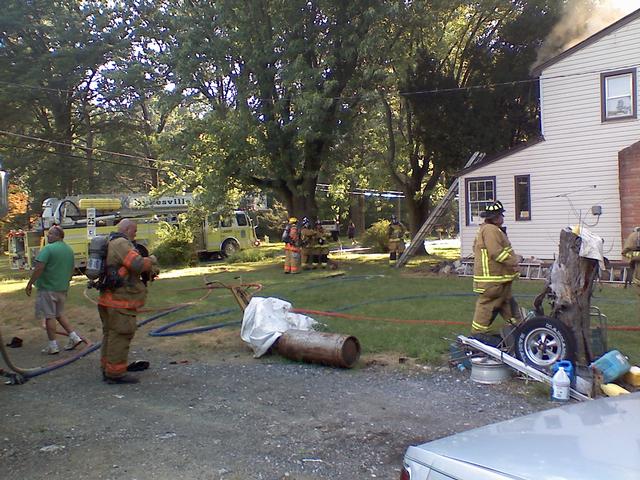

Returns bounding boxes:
[396,152,485,268]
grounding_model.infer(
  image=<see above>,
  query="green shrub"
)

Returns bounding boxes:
[150,222,194,267]
[226,246,280,264]
[361,220,390,253]
[254,201,289,241]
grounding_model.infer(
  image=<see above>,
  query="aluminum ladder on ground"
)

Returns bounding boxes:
[459,259,632,285]
[396,152,485,268]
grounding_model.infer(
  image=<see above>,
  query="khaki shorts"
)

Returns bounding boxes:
[35,290,67,319]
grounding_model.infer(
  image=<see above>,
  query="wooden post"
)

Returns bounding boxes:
[549,229,599,365]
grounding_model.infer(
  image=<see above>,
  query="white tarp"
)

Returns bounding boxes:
[577,226,605,269]
[240,297,317,357]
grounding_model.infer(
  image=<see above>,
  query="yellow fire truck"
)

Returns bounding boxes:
[8,193,260,270]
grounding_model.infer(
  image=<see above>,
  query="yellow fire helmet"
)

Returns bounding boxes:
[288,216,298,224]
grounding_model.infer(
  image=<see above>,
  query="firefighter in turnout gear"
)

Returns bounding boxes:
[98,219,159,384]
[300,217,316,270]
[312,220,331,269]
[283,217,301,274]
[388,215,407,266]
[471,201,521,342]
[622,227,640,288]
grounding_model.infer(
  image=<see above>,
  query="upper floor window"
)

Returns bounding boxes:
[465,176,495,226]
[601,69,637,122]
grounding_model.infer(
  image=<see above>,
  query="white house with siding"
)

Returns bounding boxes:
[457,8,640,262]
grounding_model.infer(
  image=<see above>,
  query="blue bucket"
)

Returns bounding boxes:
[591,350,630,384]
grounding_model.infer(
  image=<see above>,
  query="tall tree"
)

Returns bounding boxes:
[160,0,389,219]
[0,1,141,205]
[374,0,563,247]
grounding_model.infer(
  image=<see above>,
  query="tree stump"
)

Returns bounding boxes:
[548,229,599,365]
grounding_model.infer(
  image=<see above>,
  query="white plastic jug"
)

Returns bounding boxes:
[551,366,570,402]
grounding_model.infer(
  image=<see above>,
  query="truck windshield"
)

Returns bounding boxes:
[236,213,248,226]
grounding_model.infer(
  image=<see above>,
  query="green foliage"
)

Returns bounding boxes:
[254,201,289,242]
[361,220,390,253]
[150,222,193,267]
[364,0,564,240]
[162,0,392,218]
[0,0,571,241]
[226,247,280,264]
[0,0,141,204]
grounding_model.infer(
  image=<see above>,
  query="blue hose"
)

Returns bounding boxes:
[148,308,241,337]
[22,306,189,379]
[17,277,634,380]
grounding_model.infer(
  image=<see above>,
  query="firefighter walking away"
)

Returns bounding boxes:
[470,201,522,346]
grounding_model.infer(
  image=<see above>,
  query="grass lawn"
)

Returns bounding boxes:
[2,243,639,366]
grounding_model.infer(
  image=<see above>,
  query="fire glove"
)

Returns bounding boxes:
[148,254,160,279]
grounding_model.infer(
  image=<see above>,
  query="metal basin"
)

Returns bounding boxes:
[470,356,512,384]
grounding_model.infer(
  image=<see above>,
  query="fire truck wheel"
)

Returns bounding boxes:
[514,316,576,372]
[222,239,240,257]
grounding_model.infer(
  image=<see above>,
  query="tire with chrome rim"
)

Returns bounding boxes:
[514,316,576,371]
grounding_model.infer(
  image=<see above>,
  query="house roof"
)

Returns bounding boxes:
[531,8,640,77]
[456,136,545,177]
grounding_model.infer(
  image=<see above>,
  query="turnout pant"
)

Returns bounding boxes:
[301,247,313,269]
[388,239,405,264]
[99,305,137,378]
[284,247,301,273]
[471,283,515,334]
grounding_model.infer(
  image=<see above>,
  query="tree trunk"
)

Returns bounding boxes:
[349,194,365,235]
[549,229,599,364]
[83,105,96,192]
[279,186,318,221]
[405,193,428,256]
[140,99,159,188]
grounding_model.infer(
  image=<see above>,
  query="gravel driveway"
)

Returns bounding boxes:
[1,327,549,480]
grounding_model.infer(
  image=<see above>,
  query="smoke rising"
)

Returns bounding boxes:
[535,0,640,68]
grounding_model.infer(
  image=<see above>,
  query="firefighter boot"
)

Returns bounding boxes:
[105,374,140,384]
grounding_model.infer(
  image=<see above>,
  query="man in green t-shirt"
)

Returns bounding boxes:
[25,226,84,354]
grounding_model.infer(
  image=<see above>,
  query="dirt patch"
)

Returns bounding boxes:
[1,316,552,480]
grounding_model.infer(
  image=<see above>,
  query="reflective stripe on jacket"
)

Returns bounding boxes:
[98,290,146,310]
[98,237,148,310]
[284,225,301,252]
[473,223,519,292]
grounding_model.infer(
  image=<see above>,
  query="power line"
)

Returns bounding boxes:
[0,66,625,101]
[0,79,74,94]
[398,67,634,97]
[399,78,537,96]
[0,130,194,169]
[0,142,169,172]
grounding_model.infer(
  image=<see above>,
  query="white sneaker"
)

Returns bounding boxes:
[64,337,83,351]
[42,345,60,355]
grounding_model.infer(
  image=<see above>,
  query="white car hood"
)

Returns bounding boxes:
[406,392,640,480]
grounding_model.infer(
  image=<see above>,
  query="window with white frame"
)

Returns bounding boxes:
[601,69,637,121]
[465,176,495,225]
[514,175,531,221]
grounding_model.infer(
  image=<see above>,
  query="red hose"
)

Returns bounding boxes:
[608,325,640,331]
[291,308,640,331]
[291,308,467,326]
